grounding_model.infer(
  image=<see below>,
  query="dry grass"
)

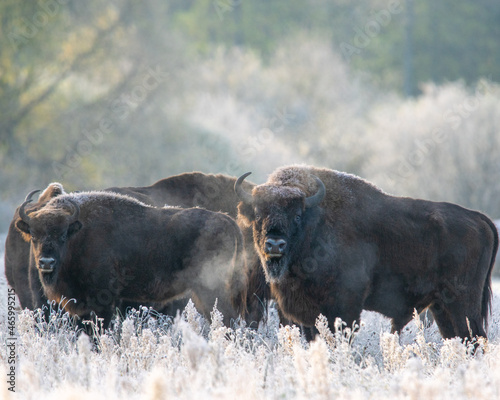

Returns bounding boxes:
[2,289,500,399]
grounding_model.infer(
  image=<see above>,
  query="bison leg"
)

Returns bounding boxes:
[429,303,456,339]
[390,314,414,335]
[390,306,431,334]
[430,300,486,341]
[322,296,363,336]
[301,325,319,341]
[446,306,485,340]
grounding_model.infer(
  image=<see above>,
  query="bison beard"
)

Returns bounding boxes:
[15,191,248,328]
[235,165,498,343]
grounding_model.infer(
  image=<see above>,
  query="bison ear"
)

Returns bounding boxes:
[68,220,82,237]
[15,219,31,241]
[237,202,254,228]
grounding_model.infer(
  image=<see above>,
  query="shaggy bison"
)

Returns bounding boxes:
[235,165,498,341]
[15,190,247,327]
[5,184,66,309]
[5,173,268,325]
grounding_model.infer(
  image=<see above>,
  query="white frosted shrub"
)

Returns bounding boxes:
[277,324,302,356]
[2,294,500,399]
[367,80,500,215]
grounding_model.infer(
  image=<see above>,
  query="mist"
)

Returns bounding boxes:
[1,1,499,231]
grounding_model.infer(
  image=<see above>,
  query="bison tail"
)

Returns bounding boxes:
[481,215,499,334]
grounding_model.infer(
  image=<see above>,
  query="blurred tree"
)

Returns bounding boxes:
[0,0,194,228]
[168,0,500,93]
[1,2,125,190]
[1,0,499,230]
[172,0,316,54]
[414,0,500,86]
[331,0,500,93]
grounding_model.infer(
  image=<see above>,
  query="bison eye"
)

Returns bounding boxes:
[255,214,262,222]
[294,215,301,223]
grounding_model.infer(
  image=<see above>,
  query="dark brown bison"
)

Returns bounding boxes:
[15,191,247,327]
[235,165,498,341]
[107,172,266,324]
[5,183,66,309]
[5,173,268,325]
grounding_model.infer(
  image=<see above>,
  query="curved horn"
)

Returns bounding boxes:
[25,189,41,202]
[234,172,253,205]
[304,176,326,208]
[19,189,41,223]
[66,198,80,221]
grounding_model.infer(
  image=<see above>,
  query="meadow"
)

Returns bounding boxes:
[2,235,500,399]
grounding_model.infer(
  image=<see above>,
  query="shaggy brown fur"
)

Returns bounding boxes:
[15,191,247,327]
[5,183,65,309]
[237,164,498,341]
[6,173,268,326]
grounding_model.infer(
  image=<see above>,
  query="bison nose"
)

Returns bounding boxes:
[38,257,56,272]
[265,238,287,256]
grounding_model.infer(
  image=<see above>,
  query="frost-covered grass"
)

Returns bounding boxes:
[2,232,500,399]
[2,293,500,399]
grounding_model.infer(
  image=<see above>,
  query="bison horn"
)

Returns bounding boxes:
[66,198,80,221]
[304,176,326,208]
[19,189,41,224]
[235,172,253,205]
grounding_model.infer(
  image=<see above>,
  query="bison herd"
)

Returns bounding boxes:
[5,165,499,344]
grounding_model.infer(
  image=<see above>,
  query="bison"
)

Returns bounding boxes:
[15,190,247,327]
[235,165,498,341]
[5,183,66,309]
[5,173,268,325]
[106,172,266,324]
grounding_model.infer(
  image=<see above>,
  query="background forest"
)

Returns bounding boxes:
[1,0,500,231]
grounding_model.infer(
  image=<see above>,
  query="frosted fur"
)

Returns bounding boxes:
[268,164,383,196]
[26,191,165,220]
[39,182,66,200]
[256,164,356,207]
[47,191,155,209]
[252,185,305,200]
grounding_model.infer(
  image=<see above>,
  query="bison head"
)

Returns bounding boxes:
[235,172,325,283]
[15,191,82,283]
